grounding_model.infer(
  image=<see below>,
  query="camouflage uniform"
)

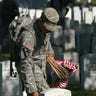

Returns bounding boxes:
[13,7,59,95]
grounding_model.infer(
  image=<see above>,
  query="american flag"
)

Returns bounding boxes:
[51,79,68,88]
[51,59,78,88]
[55,59,78,76]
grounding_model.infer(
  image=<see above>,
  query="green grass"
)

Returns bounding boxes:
[72,90,96,96]
[66,84,96,96]
[0,53,10,60]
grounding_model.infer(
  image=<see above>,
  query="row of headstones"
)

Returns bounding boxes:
[0,1,96,26]
[15,0,96,24]
[17,5,96,36]
[50,25,96,90]
[18,7,43,19]
[18,5,96,52]
[65,6,96,35]
[1,2,96,34]
[51,25,96,56]
[18,5,96,24]
[69,19,96,34]
[66,5,96,24]
[19,5,96,25]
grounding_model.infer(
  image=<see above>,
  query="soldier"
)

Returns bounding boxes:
[9,7,59,96]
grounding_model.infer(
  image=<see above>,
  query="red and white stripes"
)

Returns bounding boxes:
[55,59,78,75]
[51,59,78,88]
[51,79,68,88]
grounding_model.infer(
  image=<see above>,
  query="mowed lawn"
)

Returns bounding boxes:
[67,84,96,96]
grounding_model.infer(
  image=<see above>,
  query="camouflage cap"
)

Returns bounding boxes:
[42,7,59,31]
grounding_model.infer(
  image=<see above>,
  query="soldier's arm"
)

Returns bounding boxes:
[18,30,34,60]
[17,30,38,93]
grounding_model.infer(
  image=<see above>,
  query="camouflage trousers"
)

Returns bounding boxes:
[15,56,49,94]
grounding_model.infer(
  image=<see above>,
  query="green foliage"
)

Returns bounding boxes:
[92,0,96,4]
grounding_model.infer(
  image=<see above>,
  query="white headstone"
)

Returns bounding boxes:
[23,91,27,96]
[40,88,71,96]
[82,7,89,21]
[29,9,36,19]
[65,7,72,20]
[18,7,23,14]
[95,16,96,23]
[73,6,81,24]
[77,0,80,2]
[23,8,29,15]
[80,54,96,90]
[51,25,64,46]
[88,0,91,3]
[36,9,43,18]
[0,60,22,96]
[63,29,76,50]
[92,7,96,20]
[85,11,93,24]
[18,7,29,16]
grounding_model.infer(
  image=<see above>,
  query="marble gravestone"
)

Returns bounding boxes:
[51,25,64,46]
[29,9,36,19]
[36,9,43,18]
[76,32,91,56]
[65,7,72,20]
[40,88,71,96]
[73,6,81,24]
[82,7,89,21]
[0,60,22,96]
[92,7,96,20]
[80,54,96,90]
[63,29,76,51]
[84,11,93,24]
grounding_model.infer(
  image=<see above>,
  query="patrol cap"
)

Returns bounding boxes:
[41,7,59,31]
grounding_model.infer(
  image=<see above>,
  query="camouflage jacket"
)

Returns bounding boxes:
[14,19,54,61]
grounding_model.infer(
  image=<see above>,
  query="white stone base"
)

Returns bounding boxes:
[40,88,71,96]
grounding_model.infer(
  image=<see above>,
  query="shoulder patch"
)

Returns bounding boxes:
[24,42,32,51]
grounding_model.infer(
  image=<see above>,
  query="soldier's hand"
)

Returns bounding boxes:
[46,53,54,59]
[32,91,39,96]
